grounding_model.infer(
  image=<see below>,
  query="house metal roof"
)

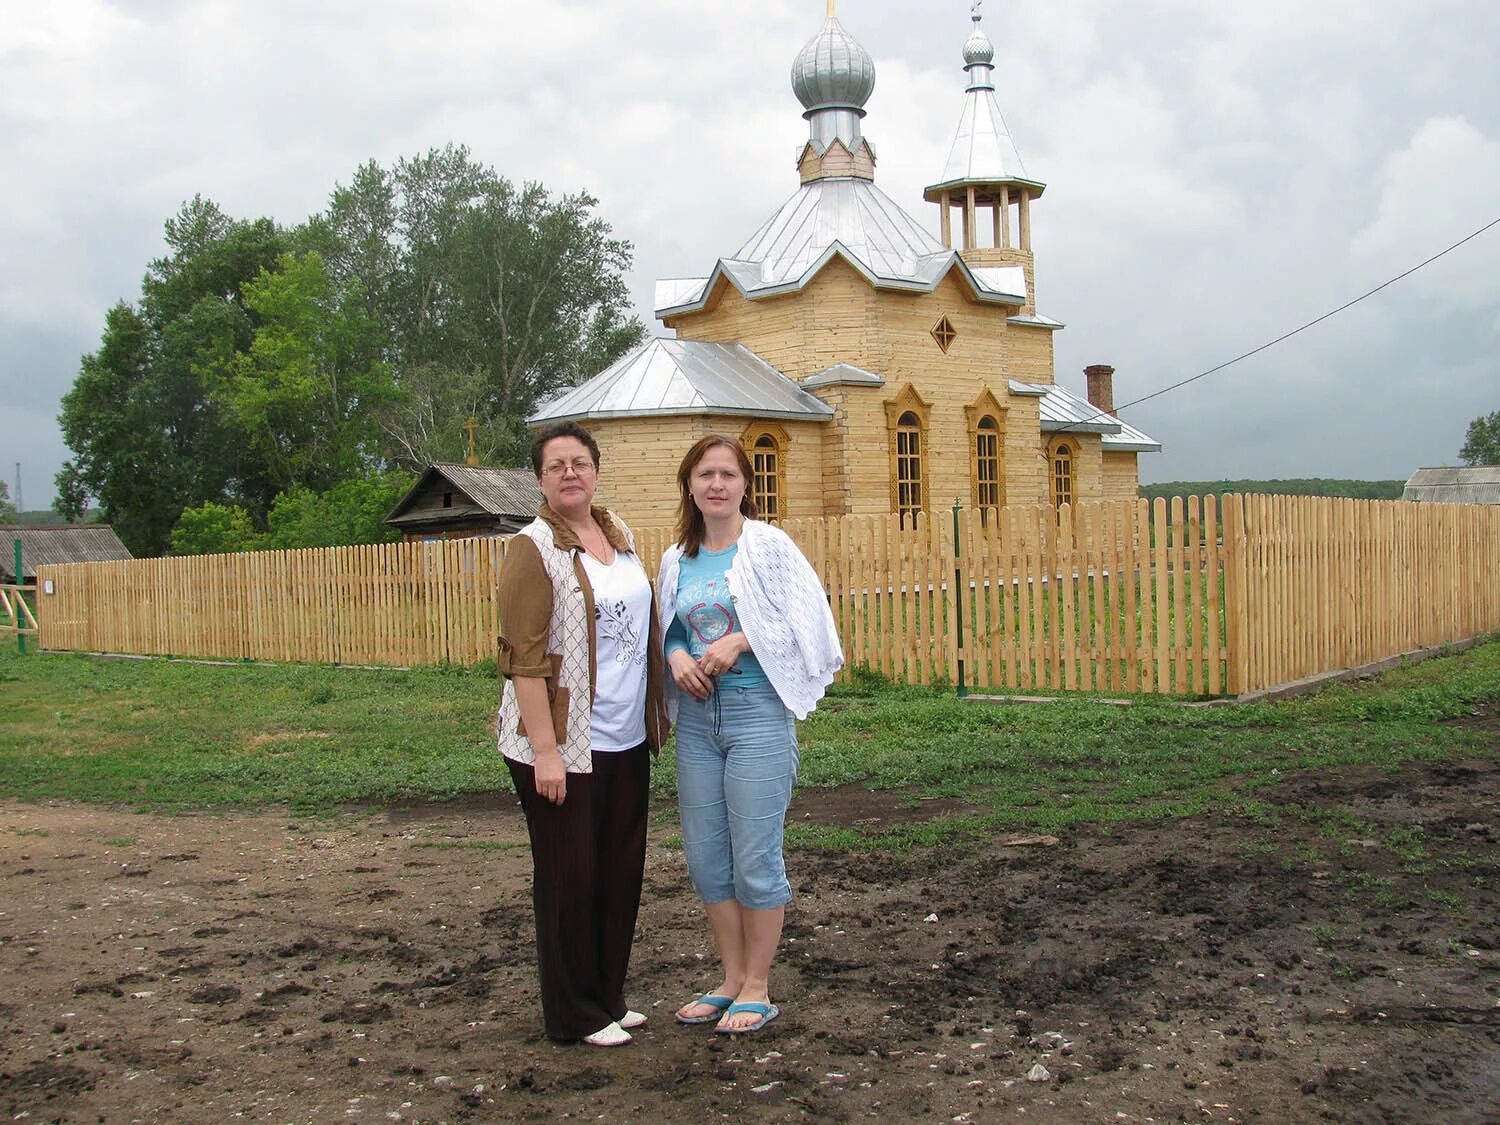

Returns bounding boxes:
[1,524,133,582]
[1402,466,1500,504]
[1009,380,1162,452]
[528,339,835,424]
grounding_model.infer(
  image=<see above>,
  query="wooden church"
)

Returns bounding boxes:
[530,4,1159,528]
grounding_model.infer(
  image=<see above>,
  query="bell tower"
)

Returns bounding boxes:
[923,2,1046,312]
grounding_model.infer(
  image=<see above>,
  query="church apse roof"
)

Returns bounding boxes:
[1010,380,1162,452]
[528,339,834,424]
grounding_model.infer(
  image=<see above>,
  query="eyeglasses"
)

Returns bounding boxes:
[540,458,597,478]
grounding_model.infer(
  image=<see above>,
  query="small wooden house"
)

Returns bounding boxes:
[528,10,1159,531]
[1402,467,1500,505]
[0,524,133,585]
[384,463,543,541]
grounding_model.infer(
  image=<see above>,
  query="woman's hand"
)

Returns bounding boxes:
[697,631,749,678]
[533,749,567,805]
[669,648,714,700]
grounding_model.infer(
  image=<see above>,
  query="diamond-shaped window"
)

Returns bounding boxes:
[931,316,957,353]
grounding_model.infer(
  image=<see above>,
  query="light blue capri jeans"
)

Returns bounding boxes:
[675,683,800,910]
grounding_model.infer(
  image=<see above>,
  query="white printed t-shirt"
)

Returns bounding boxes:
[579,550,652,751]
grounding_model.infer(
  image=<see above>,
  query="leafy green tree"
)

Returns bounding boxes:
[0,481,16,523]
[1460,411,1500,466]
[208,252,396,493]
[57,198,290,554]
[60,153,644,555]
[170,501,266,555]
[264,474,409,549]
[315,145,646,467]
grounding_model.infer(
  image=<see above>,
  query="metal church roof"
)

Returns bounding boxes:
[653,178,1028,317]
[528,339,835,424]
[926,78,1043,197]
[800,362,885,389]
[1009,380,1162,452]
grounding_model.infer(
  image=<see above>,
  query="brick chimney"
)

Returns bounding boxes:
[1084,364,1115,415]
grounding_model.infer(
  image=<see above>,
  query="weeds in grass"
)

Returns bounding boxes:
[1427,890,1464,916]
[1385,826,1430,873]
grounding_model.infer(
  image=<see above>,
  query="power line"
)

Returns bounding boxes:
[1054,214,1500,434]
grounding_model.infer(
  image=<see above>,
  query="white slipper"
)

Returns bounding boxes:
[583,1021,631,1047]
[619,1009,647,1030]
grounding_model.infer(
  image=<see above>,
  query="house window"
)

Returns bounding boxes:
[740,421,789,522]
[895,412,924,524]
[1050,440,1074,511]
[931,315,957,353]
[975,416,1001,513]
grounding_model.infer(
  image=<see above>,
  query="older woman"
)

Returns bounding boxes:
[657,435,843,1034]
[496,420,668,1047]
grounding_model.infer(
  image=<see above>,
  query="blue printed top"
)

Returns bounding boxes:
[664,544,768,688]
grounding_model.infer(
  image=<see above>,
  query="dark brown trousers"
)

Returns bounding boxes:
[506,744,649,1041]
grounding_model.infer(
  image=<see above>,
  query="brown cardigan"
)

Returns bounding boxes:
[497,503,668,754]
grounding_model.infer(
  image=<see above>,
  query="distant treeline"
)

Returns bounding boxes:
[17,510,74,526]
[1140,479,1406,502]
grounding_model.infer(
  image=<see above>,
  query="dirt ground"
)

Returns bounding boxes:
[2,749,1498,1124]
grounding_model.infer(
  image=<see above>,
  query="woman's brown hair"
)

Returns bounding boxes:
[674,434,757,557]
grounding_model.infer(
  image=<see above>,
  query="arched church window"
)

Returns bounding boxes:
[896,411,924,526]
[741,422,789,522]
[974,415,1002,517]
[1050,439,1074,511]
[752,435,780,521]
[885,385,932,525]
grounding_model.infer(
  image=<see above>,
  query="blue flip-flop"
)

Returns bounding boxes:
[714,1001,780,1034]
[675,993,734,1025]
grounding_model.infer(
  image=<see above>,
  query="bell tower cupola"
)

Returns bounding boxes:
[924,2,1046,306]
[792,2,879,184]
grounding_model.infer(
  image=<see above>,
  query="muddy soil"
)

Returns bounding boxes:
[2,752,1498,1124]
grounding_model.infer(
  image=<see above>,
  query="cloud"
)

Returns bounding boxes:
[3,0,1499,507]
[1351,116,1500,312]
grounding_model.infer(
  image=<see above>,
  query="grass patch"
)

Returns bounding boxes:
[0,639,1498,835]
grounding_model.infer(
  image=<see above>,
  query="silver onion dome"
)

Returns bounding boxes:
[791,17,876,112]
[963,24,995,67]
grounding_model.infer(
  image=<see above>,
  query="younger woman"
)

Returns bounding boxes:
[657,435,842,1034]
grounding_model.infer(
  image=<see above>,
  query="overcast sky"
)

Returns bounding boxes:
[3,0,1498,509]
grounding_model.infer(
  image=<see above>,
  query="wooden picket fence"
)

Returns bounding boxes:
[33,494,1500,697]
[2,583,39,640]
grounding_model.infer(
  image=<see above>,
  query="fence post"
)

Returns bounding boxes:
[13,537,23,655]
[951,499,966,697]
[1220,494,1246,694]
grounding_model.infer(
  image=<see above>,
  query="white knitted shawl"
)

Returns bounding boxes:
[657,520,843,721]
